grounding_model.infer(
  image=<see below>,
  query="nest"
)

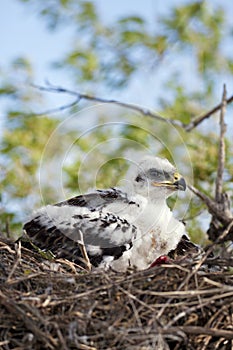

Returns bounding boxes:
[0,235,233,350]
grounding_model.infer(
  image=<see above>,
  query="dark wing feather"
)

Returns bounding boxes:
[23,188,138,268]
[55,188,135,210]
[168,235,200,259]
[23,218,134,268]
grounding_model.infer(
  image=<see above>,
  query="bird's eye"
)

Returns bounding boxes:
[147,168,165,181]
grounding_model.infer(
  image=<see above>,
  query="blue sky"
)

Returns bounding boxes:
[1,1,233,120]
[0,0,173,71]
[1,1,232,89]
[0,0,182,132]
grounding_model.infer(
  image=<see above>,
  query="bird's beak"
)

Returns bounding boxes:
[152,173,186,191]
[173,176,186,191]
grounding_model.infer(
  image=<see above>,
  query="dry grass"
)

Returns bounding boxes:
[0,235,233,350]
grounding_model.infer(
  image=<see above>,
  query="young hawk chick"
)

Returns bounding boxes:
[23,156,197,271]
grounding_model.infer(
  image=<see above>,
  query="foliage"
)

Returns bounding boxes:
[1,1,233,241]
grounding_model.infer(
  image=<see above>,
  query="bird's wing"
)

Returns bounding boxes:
[168,235,200,259]
[55,188,134,210]
[23,188,138,267]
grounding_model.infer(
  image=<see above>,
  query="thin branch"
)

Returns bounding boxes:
[32,82,233,132]
[188,85,233,242]
[215,84,227,202]
[32,82,184,127]
[161,326,233,340]
[77,230,92,271]
[32,83,81,115]
[217,220,233,242]
[7,240,22,282]
[188,185,232,226]
[185,93,233,131]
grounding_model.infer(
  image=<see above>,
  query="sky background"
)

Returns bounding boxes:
[1,1,233,136]
[1,1,170,84]
[1,0,233,135]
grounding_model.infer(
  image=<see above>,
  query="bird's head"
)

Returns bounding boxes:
[129,156,186,200]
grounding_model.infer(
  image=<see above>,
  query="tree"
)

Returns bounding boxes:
[1,1,233,244]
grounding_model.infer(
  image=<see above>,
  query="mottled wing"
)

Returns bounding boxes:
[55,188,132,210]
[23,189,137,268]
[168,235,200,259]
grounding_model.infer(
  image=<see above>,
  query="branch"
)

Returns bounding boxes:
[32,82,184,127]
[184,92,233,131]
[77,230,92,271]
[188,185,232,229]
[215,84,227,202]
[32,82,233,131]
[32,83,81,115]
[188,85,233,241]
[161,326,233,340]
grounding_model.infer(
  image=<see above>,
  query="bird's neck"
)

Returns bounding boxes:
[124,186,168,207]
[127,191,168,210]
[147,194,168,207]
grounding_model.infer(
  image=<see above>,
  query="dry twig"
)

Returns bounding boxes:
[189,85,233,242]
[77,230,92,271]
[32,82,233,132]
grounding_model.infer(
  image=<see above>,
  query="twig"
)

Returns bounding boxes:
[32,82,233,131]
[184,93,233,131]
[0,292,58,348]
[161,326,233,340]
[55,258,87,273]
[32,80,81,114]
[54,322,69,350]
[158,221,233,321]
[176,220,233,293]
[215,84,227,202]
[166,289,233,328]
[6,272,46,285]
[32,82,184,127]
[118,285,158,313]
[0,240,15,254]
[78,230,92,271]
[0,341,9,346]
[7,240,22,282]
[188,185,232,225]
[189,85,233,242]
[206,84,231,241]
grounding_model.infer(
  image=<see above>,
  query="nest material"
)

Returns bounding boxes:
[0,236,233,350]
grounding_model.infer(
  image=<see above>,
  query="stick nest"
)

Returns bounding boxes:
[0,236,233,350]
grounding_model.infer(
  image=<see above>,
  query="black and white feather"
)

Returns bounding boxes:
[23,156,198,271]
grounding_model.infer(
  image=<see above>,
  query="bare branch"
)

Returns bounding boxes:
[32,82,233,132]
[77,230,92,271]
[188,86,232,242]
[215,84,227,202]
[184,92,233,131]
[188,185,232,229]
[32,82,184,127]
[31,83,81,115]
[205,85,233,242]
[162,326,233,340]
[6,240,22,282]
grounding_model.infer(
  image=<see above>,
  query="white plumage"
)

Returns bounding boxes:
[23,156,195,271]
